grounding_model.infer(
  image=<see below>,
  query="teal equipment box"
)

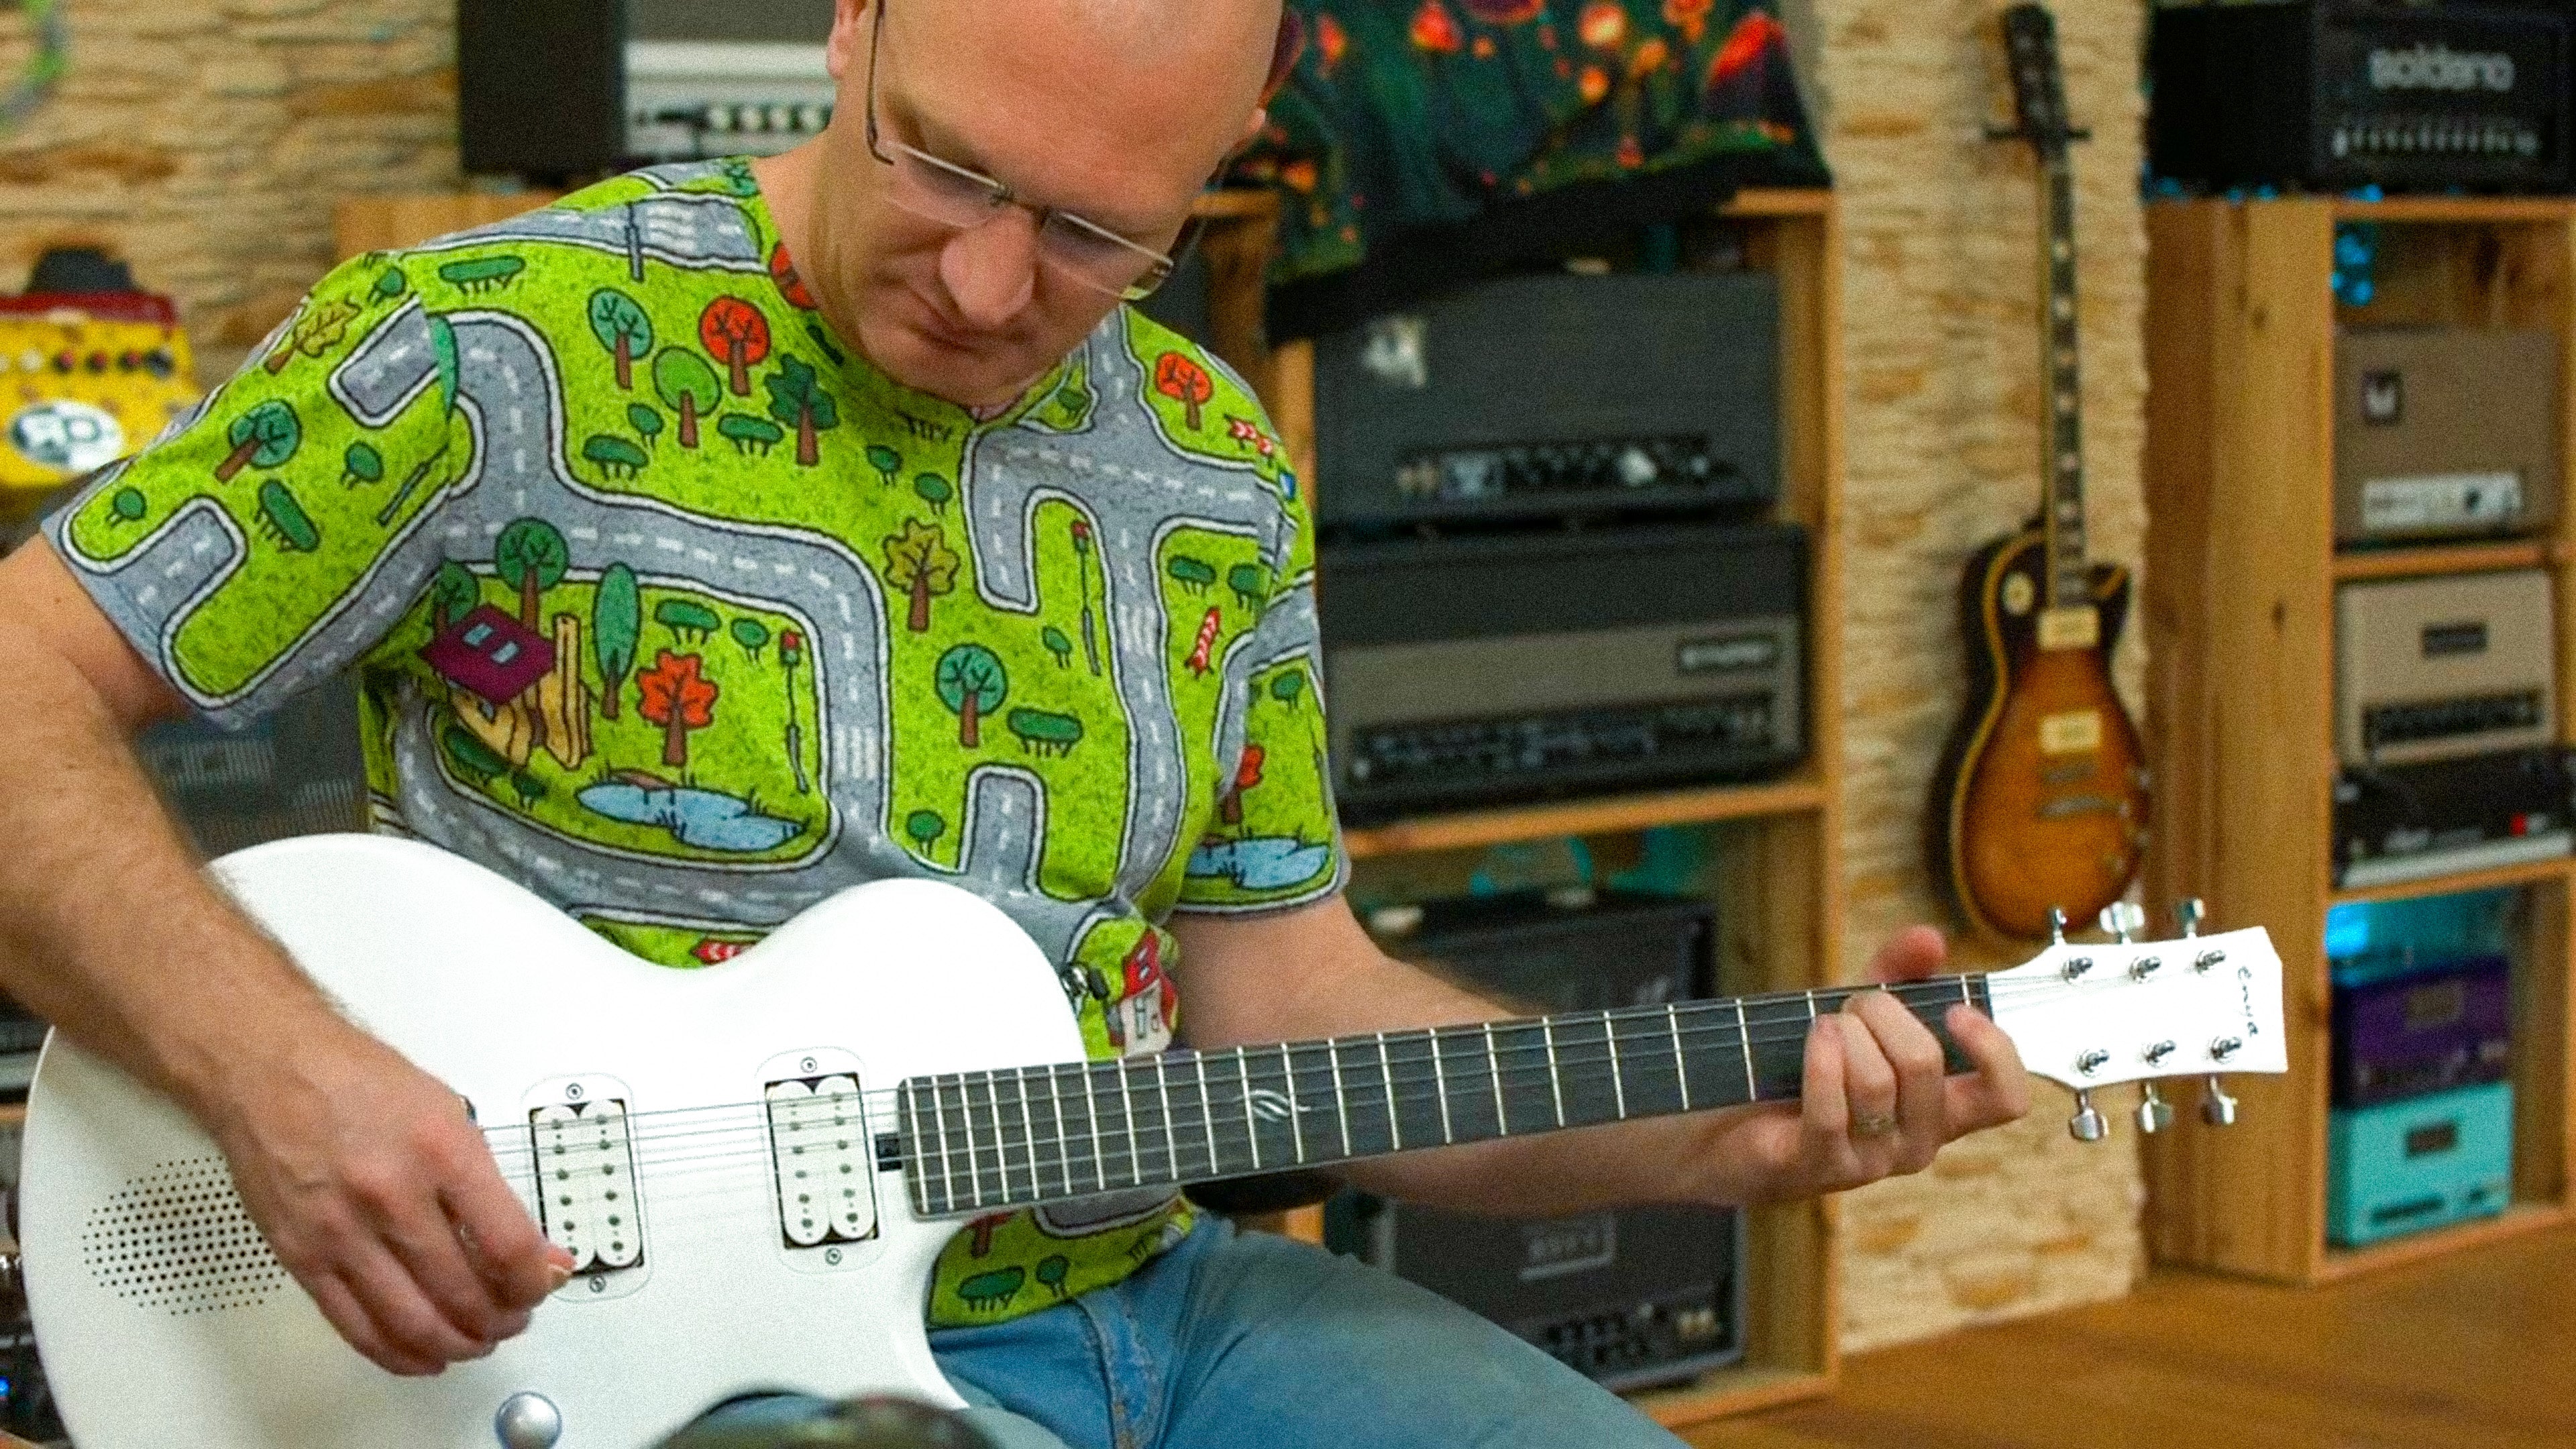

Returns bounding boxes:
[2327,1081,2514,1248]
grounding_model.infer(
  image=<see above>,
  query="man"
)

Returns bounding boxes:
[0,0,2031,1444]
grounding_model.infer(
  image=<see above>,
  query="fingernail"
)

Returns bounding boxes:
[546,1263,574,1291]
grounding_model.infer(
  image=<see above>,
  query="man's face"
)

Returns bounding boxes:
[810,0,1277,409]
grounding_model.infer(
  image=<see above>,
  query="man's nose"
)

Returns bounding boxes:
[938,207,1040,329]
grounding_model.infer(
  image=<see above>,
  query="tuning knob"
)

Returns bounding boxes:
[2098,901,2145,943]
[2048,906,2068,945]
[2135,1083,2174,1134]
[2068,1090,2109,1142]
[2176,898,2206,939]
[2200,1075,2239,1128]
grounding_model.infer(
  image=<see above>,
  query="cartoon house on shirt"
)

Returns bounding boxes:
[1106,932,1179,1055]
[421,604,593,771]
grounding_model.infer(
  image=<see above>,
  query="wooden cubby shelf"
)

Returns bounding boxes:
[1342,774,1829,861]
[2143,197,2576,1286]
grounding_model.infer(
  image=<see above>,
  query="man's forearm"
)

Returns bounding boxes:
[0,643,339,1121]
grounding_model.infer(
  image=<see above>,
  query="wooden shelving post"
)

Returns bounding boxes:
[2143,196,2576,1285]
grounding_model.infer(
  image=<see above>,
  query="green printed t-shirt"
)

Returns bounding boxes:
[46,159,1348,1328]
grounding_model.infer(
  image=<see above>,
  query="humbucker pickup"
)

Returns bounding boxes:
[529,1099,643,1275]
[765,1074,878,1248]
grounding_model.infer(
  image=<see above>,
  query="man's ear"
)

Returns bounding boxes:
[826,0,872,80]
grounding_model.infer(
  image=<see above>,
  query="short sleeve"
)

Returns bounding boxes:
[44,250,473,725]
[1173,474,1350,915]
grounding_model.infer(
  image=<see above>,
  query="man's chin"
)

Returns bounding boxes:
[865,319,1037,411]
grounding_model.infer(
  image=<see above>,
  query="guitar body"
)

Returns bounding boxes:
[1929,527,2149,943]
[20,834,1083,1449]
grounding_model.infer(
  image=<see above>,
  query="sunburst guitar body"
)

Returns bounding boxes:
[1931,527,2148,943]
[1929,3,2151,944]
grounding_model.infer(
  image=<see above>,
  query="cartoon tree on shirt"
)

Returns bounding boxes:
[590,289,656,392]
[764,356,840,467]
[636,651,720,768]
[653,348,722,449]
[936,645,1008,749]
[883,519,960,633]
[495,519,570,631]
[215,401,301,483]
[700,297,773,396]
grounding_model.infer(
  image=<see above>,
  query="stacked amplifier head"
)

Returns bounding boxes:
[2151,0,2573,193]
[460,0,836,182]
[2333,568,2571,887]
[1311,270,1805,823]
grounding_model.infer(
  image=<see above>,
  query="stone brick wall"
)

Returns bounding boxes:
[1796,0,2154,1351]
[0,0,460,380]
[0,0,2153,1356]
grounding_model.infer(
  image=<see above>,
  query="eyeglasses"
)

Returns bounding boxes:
[863,0,1204,302]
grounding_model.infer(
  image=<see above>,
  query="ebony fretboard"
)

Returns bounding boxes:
[896,977,1992,1218]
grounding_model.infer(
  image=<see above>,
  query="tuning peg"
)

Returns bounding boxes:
[2135,1083,2174,1134]
[2097,901,2145,943]
[2200,1075,2239,1128]
[2176,898,2205,939]
[2048,906,2068,945]
[2068,1090,2109,1142]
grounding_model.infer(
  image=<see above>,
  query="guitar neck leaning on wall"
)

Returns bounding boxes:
[1930,1,2151,945]
[13,833,2282,1449]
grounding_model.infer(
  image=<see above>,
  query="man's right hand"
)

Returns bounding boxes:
[204,1012,574,1376]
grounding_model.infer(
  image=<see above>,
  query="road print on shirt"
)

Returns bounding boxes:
[48,159,1342,1328]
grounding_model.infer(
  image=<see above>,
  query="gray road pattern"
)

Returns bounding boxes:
[58,162,1317,992]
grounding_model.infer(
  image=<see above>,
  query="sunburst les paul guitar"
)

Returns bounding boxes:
[17,835,2281,1448]
[1931,3,2151,943]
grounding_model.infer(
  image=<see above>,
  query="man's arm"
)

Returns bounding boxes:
[0,540,566,1375]
[1167,895,2032,1216]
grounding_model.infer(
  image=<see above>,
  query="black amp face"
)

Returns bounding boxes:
[2153,1,2573,193]
[1320,523,1807,824]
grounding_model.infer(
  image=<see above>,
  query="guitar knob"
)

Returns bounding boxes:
[2176,898,2206,939]
[2135,1083,2174,1134]
[2068,1090,2109,1142]
[2200,1075,2239,1128]
[495,1393,564,1449]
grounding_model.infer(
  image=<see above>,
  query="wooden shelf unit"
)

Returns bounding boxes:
[2141,195,2576,1285]
[1256,191,1847,1428]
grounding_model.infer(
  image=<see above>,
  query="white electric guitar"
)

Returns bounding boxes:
[16,835,2286,1449]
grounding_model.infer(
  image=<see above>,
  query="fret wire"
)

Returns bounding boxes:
[905,1083,932,1216]
[1485,1022,1509,1135]
[1280,1042,1307,1163]
[1155,1056,1178,1185]
[983,1073,1012,1207]
[1668,1004,1692,1111]
[1013,1067,1038,1205]
[1330,1040,1352,1157]
[1605,1018,1628,1120]
[1046,1063,1074,1200]
[1115,1061,1140,1188]
[958,1075,985,1208]
[1375,1032,1401,1150]
[1542,1019,1566,1127]
[1432,1028,1454,1144]
[1734,1000,1757,1100]
[1236,1045,1262,1172]
[1194,1054,1218,1177]
[1085,1063,1109,1193]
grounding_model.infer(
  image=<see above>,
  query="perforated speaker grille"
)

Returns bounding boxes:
[82,1157,287,1314]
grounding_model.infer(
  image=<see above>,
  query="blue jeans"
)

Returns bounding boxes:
[693,1216,1684,1448]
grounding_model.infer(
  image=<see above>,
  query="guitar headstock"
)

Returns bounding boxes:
[1984,902,2287,1140]
[2000,3,2078,160]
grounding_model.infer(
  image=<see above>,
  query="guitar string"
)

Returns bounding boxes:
[480,994,2218,1206]
[441,957,2228,1160]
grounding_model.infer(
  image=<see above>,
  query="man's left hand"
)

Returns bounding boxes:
[1685,926,2033,1205]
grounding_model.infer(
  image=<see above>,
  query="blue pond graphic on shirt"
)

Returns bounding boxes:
[1185,834,1334,892]
[577,772,806,853]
